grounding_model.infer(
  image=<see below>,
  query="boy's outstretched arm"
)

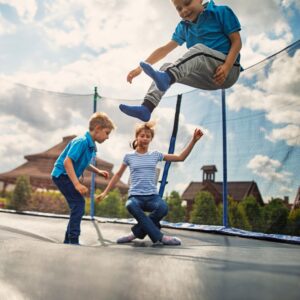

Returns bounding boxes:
[214,31,242,86]
[96,163,127,201]
[64,157,88,195]
[163,128,204,162]
[87,164,109,179]
[127,40,178,83]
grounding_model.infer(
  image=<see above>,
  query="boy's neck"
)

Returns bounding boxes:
[89,130,96,141]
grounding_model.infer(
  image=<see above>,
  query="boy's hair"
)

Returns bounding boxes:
[89,112,115,131]
[131,121,156,149]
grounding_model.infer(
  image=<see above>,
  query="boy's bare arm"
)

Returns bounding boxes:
[163,128,204,162]
[87,164,109,179]
[64,157,88,195]
[214,31,242,85]
[96,163,127,201]
[127,40,178,83]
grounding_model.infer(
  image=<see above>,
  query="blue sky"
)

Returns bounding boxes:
[0,0,299,203]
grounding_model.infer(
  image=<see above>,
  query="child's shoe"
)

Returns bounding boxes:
[63,232,70,244]
[119,104,151,122]
[161,235,181,246]
[140,61,171,92]
[69,237,80,245]
[116,233,136,244]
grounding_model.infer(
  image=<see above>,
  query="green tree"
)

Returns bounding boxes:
[165,191,185,223]
[241,196,263,232]
[262,198,289,234]
[228,197,251,230]
[189,191,218,225]
[286,208,300,236]
[12,176,32,211]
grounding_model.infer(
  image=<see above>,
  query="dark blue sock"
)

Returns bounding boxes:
[140,61,171,92]
[119,104,151,122]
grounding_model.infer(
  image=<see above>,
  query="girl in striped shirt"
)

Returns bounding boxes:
[97,121,203,245]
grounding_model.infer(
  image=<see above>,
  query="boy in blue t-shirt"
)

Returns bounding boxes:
[51,112,115,245]
[119,0,242,122]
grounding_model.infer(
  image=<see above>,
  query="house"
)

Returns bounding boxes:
[181,165,264,219]
[0,135,128,195]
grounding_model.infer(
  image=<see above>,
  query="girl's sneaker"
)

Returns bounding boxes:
[116,233,136,244]
[161,235,181,246]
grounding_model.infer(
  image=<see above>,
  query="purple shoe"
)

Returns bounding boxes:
[116,233,136,244]
[161,235,181,246]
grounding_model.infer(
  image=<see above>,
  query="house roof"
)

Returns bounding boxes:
[0,135,128,193]
[182,180,262,203]
[201,165,218,172]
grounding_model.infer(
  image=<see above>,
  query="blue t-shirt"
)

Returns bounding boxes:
[123,151,164,196]
[51,131,97,178]
[172,0,241,62]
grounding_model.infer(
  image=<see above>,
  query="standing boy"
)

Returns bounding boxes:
[51,112,115,245]
[120,0,242,121]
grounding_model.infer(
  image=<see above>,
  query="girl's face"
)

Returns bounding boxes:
[136,129,153,148]
[172,0,204,22]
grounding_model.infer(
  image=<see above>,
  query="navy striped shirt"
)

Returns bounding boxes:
[123,151,164,196]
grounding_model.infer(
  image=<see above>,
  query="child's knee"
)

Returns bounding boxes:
[159,201,169,216]
[126,198,138,213]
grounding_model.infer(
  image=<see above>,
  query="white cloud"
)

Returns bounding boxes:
[0,0,38,22]
[247,154,292,184]
[228,49,300,146]
[0,13,16,35]
[266,124,300,146]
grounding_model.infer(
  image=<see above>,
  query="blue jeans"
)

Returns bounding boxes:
[126,194,168,243]
[52,175,85,239]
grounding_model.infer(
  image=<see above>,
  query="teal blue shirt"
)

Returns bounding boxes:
[51,132,96,178]
[172,0,241,62]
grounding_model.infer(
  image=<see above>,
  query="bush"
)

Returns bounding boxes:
[189,191,218,225]
[12,176,32,211]
[95,189,128,218]
[165,191,185,223]
[241,196,263,232]
[26,190,69,214]
[262,198,289,234]
[286,208,300,236]
[229,198,251,230]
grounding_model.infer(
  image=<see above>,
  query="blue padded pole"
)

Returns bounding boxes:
[221,89,228,227]
[159,94,182,197]
[90,86,98,220]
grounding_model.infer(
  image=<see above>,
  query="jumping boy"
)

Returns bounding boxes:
[119,0,242,121]
[51,112,115,245]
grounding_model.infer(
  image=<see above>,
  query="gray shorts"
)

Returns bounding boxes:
[145,43,241,106]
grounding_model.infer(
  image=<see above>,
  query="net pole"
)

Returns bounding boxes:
[90,86,98,220]
[222,89,228,227]
[159,94,182,197]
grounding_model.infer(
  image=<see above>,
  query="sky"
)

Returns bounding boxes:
[0,0,299,203]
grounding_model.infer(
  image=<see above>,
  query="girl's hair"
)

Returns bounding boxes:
[131,121,156,149]
[89,112,115,131]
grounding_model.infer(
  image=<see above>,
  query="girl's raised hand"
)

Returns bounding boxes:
[193,128,204,142]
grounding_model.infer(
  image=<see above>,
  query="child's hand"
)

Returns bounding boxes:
[96,192,107,202]
[75,182,88,195]
[193,128,204,142]
[213,64,230,86]
[98,170,109,179]
[127,67,142,83]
